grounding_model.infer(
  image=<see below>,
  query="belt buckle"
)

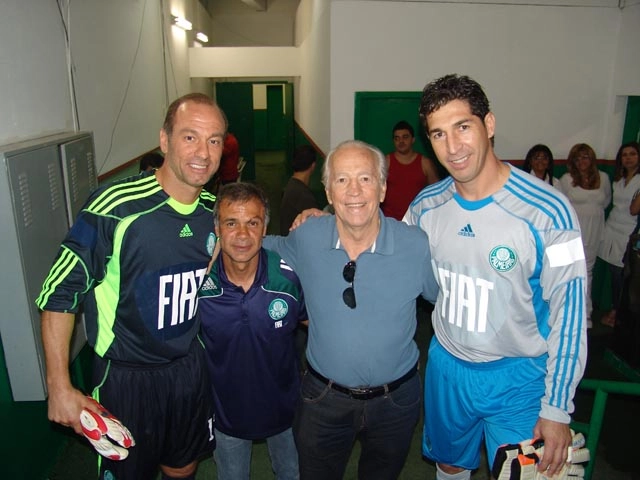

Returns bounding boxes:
[350,387,370,395]
[349,386,377,400]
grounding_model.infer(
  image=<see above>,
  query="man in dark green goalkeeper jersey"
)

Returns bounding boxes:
[36,93,227,480]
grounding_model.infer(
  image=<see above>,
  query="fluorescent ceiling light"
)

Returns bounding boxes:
[196,32,209,43]
[173,16,192,31]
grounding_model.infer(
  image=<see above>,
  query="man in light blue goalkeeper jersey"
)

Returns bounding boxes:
[405,74,588,480]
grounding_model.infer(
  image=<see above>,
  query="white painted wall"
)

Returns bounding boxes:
[295,0,332,152]
[329,1,626,159]
[0,0,210,175]
[0,0,72,145]
[610,3,640,145]
[375,0,618,5]
[0,0,636,172]
[209,0,300,46]
[190,0,635,158]
[613,3,640,96]
[190,47,301,77]
[70,0,165,174]
[164,0,215,100]
[189,0,333,152]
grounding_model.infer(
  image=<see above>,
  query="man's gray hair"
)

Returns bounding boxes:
[321,140,388,187]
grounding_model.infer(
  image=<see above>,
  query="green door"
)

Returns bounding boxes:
[622,96,640,143]
[354,91,437,164]
[216,81,295,183]
[216,82,256,181]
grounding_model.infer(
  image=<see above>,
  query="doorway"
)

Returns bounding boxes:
[354,91,443,175]
[216,81,294,234]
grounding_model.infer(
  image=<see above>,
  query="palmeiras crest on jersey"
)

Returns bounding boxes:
[268,299,288,320]
[489,245,517,272]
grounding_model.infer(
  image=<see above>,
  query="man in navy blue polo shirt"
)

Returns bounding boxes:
[199,182,307,480]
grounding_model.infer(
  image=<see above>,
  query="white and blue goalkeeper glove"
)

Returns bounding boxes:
[492,430,590,480]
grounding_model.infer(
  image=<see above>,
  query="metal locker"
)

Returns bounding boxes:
[0,132,95,401]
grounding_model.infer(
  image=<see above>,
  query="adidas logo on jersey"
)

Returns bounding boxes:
[458,223,475,238]
[179,224,193,238]
[279,259,293,272]
[200,277,217,291]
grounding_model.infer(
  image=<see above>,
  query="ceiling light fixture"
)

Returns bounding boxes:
[196,32,209,43]
[173,16,192,31]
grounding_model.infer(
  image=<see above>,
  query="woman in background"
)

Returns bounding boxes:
[560,143,611,328]
[523,144,562,190]
[598,141,640,326]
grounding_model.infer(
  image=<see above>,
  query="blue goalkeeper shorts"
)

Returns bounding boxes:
[422,337,546,470]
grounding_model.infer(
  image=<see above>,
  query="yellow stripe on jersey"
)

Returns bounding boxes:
[36,247,86,310]
[87,176,161,215]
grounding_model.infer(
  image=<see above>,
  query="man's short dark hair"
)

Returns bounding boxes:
[292,145,317,172]
[162,93,228,136]
[419,74,491,125]
[392,121,414,137]
[213,182,270,227]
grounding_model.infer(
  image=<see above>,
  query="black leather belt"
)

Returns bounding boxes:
[306,363,418,400]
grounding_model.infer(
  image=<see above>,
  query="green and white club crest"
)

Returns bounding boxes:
[489,245,517,272]
[268,299,288,320]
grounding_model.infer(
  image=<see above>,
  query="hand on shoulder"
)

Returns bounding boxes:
[290,208,327,231]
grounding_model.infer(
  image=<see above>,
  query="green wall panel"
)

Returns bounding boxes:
[354,91,445,177]
[253,110,269,150]
[622,96,640,144]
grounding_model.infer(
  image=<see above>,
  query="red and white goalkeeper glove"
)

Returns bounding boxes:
[492,430,590,480]
[79,397,135,460]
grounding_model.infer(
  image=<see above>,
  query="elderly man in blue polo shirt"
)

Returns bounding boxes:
[263,139,438,480]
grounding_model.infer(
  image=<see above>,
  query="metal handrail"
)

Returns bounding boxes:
[571,378,640,480]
